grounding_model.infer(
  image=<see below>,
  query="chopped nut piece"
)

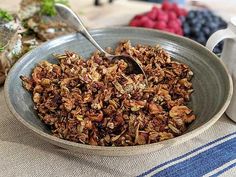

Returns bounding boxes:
[109,100,118,109]
[159,132,174,141]
[136,132,147,145]
[41,78,51,86]
[33,93,40,103]
[87,111,103,122]
[85,120,93,129]
[148,103,163,114]
[113,81,125,94]
[169,106,192,118]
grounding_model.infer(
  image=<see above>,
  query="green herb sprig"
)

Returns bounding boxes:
[41,0,69,16]
[0,45,5,52]
[0,9,13,22]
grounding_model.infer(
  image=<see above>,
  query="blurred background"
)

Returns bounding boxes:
[1,1,236,26]
[1,0,235,52]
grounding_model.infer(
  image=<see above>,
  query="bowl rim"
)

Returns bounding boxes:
[4,27,233,153]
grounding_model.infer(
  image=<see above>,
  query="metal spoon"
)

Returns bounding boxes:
[55,3,147,83]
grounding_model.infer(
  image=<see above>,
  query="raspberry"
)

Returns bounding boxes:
[151,6,159,14]
[154,21,167,30]
[139,16,150,24]
[167,20,180,30]
[172,3,179,9]
[168,11,177,20]
[133,14,144,20]
[148,6,161,20]
[157,11,169,22]
[140,16,155,28]
[162,0,172,11]
[147,11,157,20]
[129,19,140,27]
[172,3,180,13]
[128,2,187,32]
[176,19,182,26]
[176,28,184,36]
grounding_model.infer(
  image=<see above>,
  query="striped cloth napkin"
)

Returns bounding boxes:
[0,87,235,177]
[139,129,236,177]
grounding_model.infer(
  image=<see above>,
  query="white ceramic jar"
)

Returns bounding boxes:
[206,17,236,122]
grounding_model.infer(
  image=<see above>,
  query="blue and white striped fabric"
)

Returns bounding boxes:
[139,132,236,177]
[0,86,235,177]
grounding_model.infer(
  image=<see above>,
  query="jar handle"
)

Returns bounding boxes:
[206,27,236,51]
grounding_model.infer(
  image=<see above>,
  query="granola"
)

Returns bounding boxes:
[21,41,195,146]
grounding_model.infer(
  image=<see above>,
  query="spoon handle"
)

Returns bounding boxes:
[55,3,107,55]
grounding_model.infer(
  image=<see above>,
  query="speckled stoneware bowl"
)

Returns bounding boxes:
[4,27,233,156]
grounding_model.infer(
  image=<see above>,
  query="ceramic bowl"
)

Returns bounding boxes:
[4,27,233,156]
